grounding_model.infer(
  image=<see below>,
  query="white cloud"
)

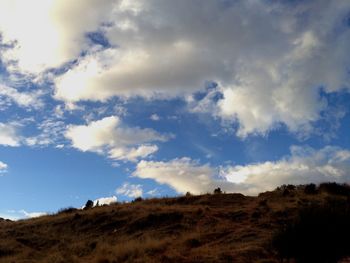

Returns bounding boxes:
[134,146,350,196]
[52,0,350,136]
[109,144,158,162]
[146,188,159,196]
[0,84,43,109]
[133,157,238,195]
[0,161,8,173]
[1,1,349,136]
[19,210,47,219]
[0,122,22,146]
[222,146,350,195]
[150,114,160,121]
[116,182,143,198]
[94,195,117,206]
[0,0,114,74]
[25,118,66,147]
[65,116,170,161]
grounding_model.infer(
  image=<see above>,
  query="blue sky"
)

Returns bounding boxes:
[0,0,350,219]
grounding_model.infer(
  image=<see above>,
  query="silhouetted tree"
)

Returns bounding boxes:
[304,183,317,194]
[319,182,350,196]
[84,200,94,210]
[214,187,222,194]
[132,197,143,203]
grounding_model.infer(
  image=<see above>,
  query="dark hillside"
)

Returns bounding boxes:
[0,184,349,263]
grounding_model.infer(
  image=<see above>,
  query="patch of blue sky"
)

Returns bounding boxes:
[86,31,111,48]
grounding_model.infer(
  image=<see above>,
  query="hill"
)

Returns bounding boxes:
[0,183,350,263]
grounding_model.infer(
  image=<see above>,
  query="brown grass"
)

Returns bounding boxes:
[0,186,347,262]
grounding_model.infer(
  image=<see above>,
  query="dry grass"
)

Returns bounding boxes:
[0,185,348,262]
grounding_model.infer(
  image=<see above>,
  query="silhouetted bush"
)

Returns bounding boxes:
[282,189,290,196]
[214,187,222,194]
[0,247,15,257]
[259,199,268,207]
[132,197,143,203]
[185,192,192,197]
[58,207,78,214]
[304,183,317,194]
[84,200,94,210]
[319,182,350,196]
[276,184,295,191]
[273,199,350,263]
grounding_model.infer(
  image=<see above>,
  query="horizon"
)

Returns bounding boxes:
[1,0,350,220]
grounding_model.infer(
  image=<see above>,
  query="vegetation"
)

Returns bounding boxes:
[0,183,349,262]
[84,200,94,210]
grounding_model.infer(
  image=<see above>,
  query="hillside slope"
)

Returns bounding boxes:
[0,184,349,263]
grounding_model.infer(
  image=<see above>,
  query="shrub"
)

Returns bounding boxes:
[272,199,350,263]
[304,183,317,194]
[319,182,350,196]
[84,200,94,210]
[277,184,296,192]
[57,207,77,214]
[132,197,143,203]
[214,187,222,194]
[258,199,268,207]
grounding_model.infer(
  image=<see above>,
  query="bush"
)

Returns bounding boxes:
[272,199,350,263]
[132,197,143,203]
[304,183,317,194]
[279,184,296,191]
[84,200,94,210]
[57,207,78,214]
[319,182,350,196]
[214,187,222,194]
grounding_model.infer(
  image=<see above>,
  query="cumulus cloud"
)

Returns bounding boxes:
[0,161,8,173]
[93,195,117,206]
[51,0,350,136]
[0,122,22,146]
[133,157,238,195]
[0,0,114,74]
[116,182,143,198]
[1,1,350,135]
[222,146,350,195]
[134,146,350,196]
[65,116,170,162]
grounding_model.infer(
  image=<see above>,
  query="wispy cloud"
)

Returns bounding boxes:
[0,122,22,146]
[0,84,43,109]
[116,182,143,198]
[150,114,160,121]
[0,161,8,174]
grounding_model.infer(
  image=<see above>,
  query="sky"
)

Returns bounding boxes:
[0,0,350,219]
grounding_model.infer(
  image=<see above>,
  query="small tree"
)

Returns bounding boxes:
[132,197,143,203]
[304,183,317,194]
[84,200,94,210]
[214,187,222,194]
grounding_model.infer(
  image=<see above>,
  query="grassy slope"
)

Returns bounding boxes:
[0,188,340,263]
